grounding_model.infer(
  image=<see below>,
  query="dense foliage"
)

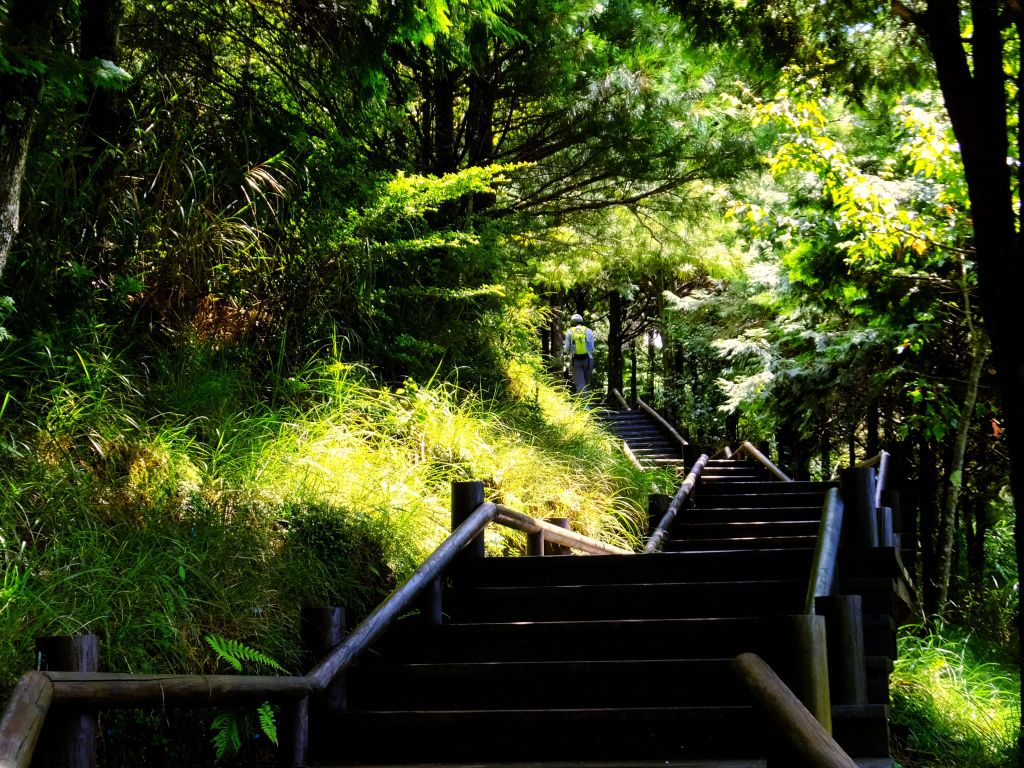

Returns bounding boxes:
[2,0,1023,764]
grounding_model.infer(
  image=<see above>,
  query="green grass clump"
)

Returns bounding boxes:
[0,336,650,713]
[890,626,1020,768]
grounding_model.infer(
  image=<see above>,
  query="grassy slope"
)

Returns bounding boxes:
[0,344,657,699]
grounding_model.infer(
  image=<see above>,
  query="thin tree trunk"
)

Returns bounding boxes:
[606,290,625,400]
[0,0,63,279]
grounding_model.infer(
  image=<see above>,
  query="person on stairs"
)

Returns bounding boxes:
[563,313,595,395]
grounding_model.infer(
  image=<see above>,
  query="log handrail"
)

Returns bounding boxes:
[852,450,889,509]
[494,505,632,556]
[735,441,792,482]
[804,488,844,614]
[621,441,646,472]
[644,454,709,553]
[0,672,52,768]
[310,499,498,686]
[609,388,631,410]
[636,397,688,453]
[732,653,859,768]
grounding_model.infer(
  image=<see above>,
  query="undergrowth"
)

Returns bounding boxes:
[0,334,649,763]
[890,626,1020,768]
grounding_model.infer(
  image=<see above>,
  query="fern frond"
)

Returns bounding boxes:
[257,701,279,745]
[205,634,285,673]
[211,711,243,761]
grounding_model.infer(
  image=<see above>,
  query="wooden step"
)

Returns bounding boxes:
[690,493,827,509]
[347,658,749,709]
[680,506,823,523]
[697,481,837,495]
[444,580,806,622]
[326,705,890,763]
[451,549,815,587]
[673,521,819,540]
[369,617,819,664]
[664,536,819,552]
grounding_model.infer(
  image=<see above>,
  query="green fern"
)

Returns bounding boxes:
[211,711,243,761]
[257,701,279,745]
[205,634,285,673]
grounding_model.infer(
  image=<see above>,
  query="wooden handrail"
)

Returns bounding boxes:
[732,653,859,768]
[735,441,792,482]
[712,445,733,459]
[0,671,52,768]
[494,505,632,555]
[804,488,844,614]
[45,672,317,707]
[636,398,688,452]
[644,454,709,553]
[621,441,646,472]
[310,500,498,687]
[609,388,631,410]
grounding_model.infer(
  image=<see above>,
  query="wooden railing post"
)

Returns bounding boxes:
[526,529,545,556]
[289,608,347,767]
[647,494,671,535]
[840,467,878,549]
[36,634,98,768]
[781,615,832,732]
[543,518,571,555]
[815,595,868,706]
[300,608,347,713]
[451,481,486,561]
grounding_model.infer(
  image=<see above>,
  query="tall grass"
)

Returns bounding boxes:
[890,626,1020,768]
[0,336,649,704]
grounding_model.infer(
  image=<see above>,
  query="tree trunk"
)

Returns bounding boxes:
[606,289,625,399]
[912,3,1024,749]
[934,334,988,618]
[918,435,941,618]
[0,0,63,279]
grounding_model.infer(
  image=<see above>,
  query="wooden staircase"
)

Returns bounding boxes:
[599,405,686,471]
[316,456,902,767]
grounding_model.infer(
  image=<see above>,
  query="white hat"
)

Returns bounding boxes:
[570,313,583,325]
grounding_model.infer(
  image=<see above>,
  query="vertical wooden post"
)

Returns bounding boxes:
[416,577,443,625]
[782,615,832,732]
[286,697,310,768]
[300,608,347,713]
[815,595,868,706]
[290,607,347,766]
[451,481,486,563]
[526,530,545,556]
[543,518,571,556]
[647,494,671,535]
[36,634,98,768]
[840,467,878,549]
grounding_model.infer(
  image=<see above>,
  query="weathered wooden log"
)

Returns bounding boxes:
[815,595,868,706]
[46,673,317,707]
[733,653,858,768]
[36,635,98,768]
[0,671,54,768]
